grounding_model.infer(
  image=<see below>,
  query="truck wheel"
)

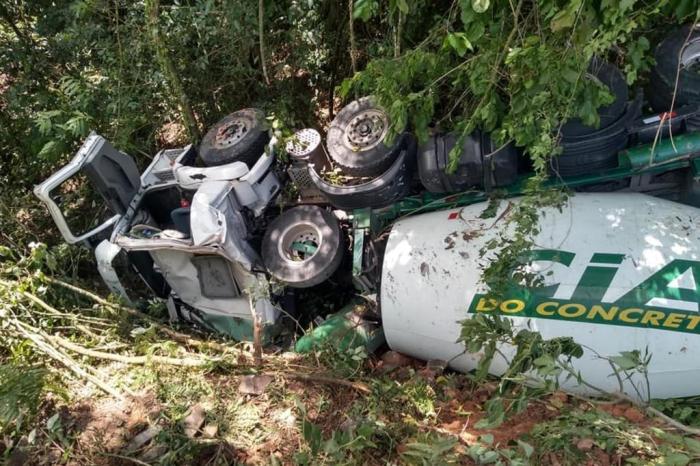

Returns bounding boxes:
[262,206,344,288]
[199,108,269,167]
[560,60,628,138]
[649,25,700,112]
[310,134,416,209]
[327,97,401,177]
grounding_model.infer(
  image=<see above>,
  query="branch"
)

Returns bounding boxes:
[286,373,371,394]
[13,322,125,400]
[44,277,229,353]
[144,0,201,140]
[50,334,216,367]
[348,0,358,75]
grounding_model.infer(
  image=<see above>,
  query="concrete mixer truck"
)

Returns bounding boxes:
[35,27,700,398]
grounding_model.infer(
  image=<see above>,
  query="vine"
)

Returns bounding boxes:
[343,0,697,333]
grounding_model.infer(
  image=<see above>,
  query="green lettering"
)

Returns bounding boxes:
[615,260,700,309]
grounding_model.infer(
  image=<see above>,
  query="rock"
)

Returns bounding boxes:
[126,425,162,451]
[181,404,206,438]
[140,443,167,462]
[202,424,218,438]
[576,437,594,451]
[238,374,274,396]
[622,406,645,423]
[381,351,414,369]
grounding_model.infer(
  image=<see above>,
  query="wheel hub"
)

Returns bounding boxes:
[280,223,321,262]
[345,109,388,150]
[215,118,248,148]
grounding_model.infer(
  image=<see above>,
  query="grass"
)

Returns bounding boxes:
[3,249,700,464]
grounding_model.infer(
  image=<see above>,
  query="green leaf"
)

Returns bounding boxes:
[445,33,473,57]
[472,0,490,13]
[609,353,639,371]
[661,452,691,466]
[353,0,377,21]
[517,440,534,457]
[550,0,582,32]
[620,0,636,12]
[396,0,409,14]
[684,437,700,454]
[302,419,323,455]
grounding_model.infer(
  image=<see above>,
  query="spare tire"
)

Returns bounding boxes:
[262,206,344,288]
[560,60,628,138]
[199,108,269,167]
[649,25,700,112]
[552,97,641,177]
[327,97,402,177]
[310,134,416,210]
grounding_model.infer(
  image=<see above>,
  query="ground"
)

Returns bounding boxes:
[5,342,699,465]
[1,265,699,465]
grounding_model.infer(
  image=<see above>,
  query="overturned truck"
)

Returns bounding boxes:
[36,26,700,399]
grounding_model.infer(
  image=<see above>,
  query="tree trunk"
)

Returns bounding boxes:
[144,0,201,141]
[258,0,270,85]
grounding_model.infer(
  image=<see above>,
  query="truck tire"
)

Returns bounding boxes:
[560,60,628,138]
[552,98,640,177]
[262,206,344,288]
[649,25,700,112]
[199,108,269,167]
[326,97,401,177]
[310,134,416,209]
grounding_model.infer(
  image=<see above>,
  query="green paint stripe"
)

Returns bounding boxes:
[590,253,625,264]
[468,294,700,335]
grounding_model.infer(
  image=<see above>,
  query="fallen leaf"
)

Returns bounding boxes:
[181,404,206,438]
[238,374,274,396]
[125,425,162,452]
[576,437,594,451]
[202,424,218,438]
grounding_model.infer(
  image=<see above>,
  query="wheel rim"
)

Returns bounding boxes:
[215,116,250,148]
[279,222,322,263]
[681,39,700,73]
[345,108,389,150]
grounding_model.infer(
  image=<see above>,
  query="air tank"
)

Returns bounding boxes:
[381,193,700,399]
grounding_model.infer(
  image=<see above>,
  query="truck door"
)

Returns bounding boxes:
[34,132,141,245]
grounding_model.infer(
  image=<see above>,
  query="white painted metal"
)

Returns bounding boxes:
[381,193,700,399]
[95,240,131,304]
[33,133,121,244]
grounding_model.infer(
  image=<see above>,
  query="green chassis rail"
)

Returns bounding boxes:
[350,132,700,278]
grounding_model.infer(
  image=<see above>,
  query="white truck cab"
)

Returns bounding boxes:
[35,132,282,340]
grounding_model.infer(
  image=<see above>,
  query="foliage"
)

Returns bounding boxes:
[459,311,583,427]
[0,363,47,431]
[294,400,382,465]
[652,396,700,428]
[532,408,700,465]
[345,0,697,172]
[311,339,368,378]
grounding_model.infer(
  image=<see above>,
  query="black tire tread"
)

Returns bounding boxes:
[560,60,628,138]
[199,108,269,167]
[649,26,700,112]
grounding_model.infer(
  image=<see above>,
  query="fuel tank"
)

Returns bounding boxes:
[381,193,700,398]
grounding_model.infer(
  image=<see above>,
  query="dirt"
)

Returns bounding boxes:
[66,392,162,456]
[10,349,671,465]
[437,384,561,447]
